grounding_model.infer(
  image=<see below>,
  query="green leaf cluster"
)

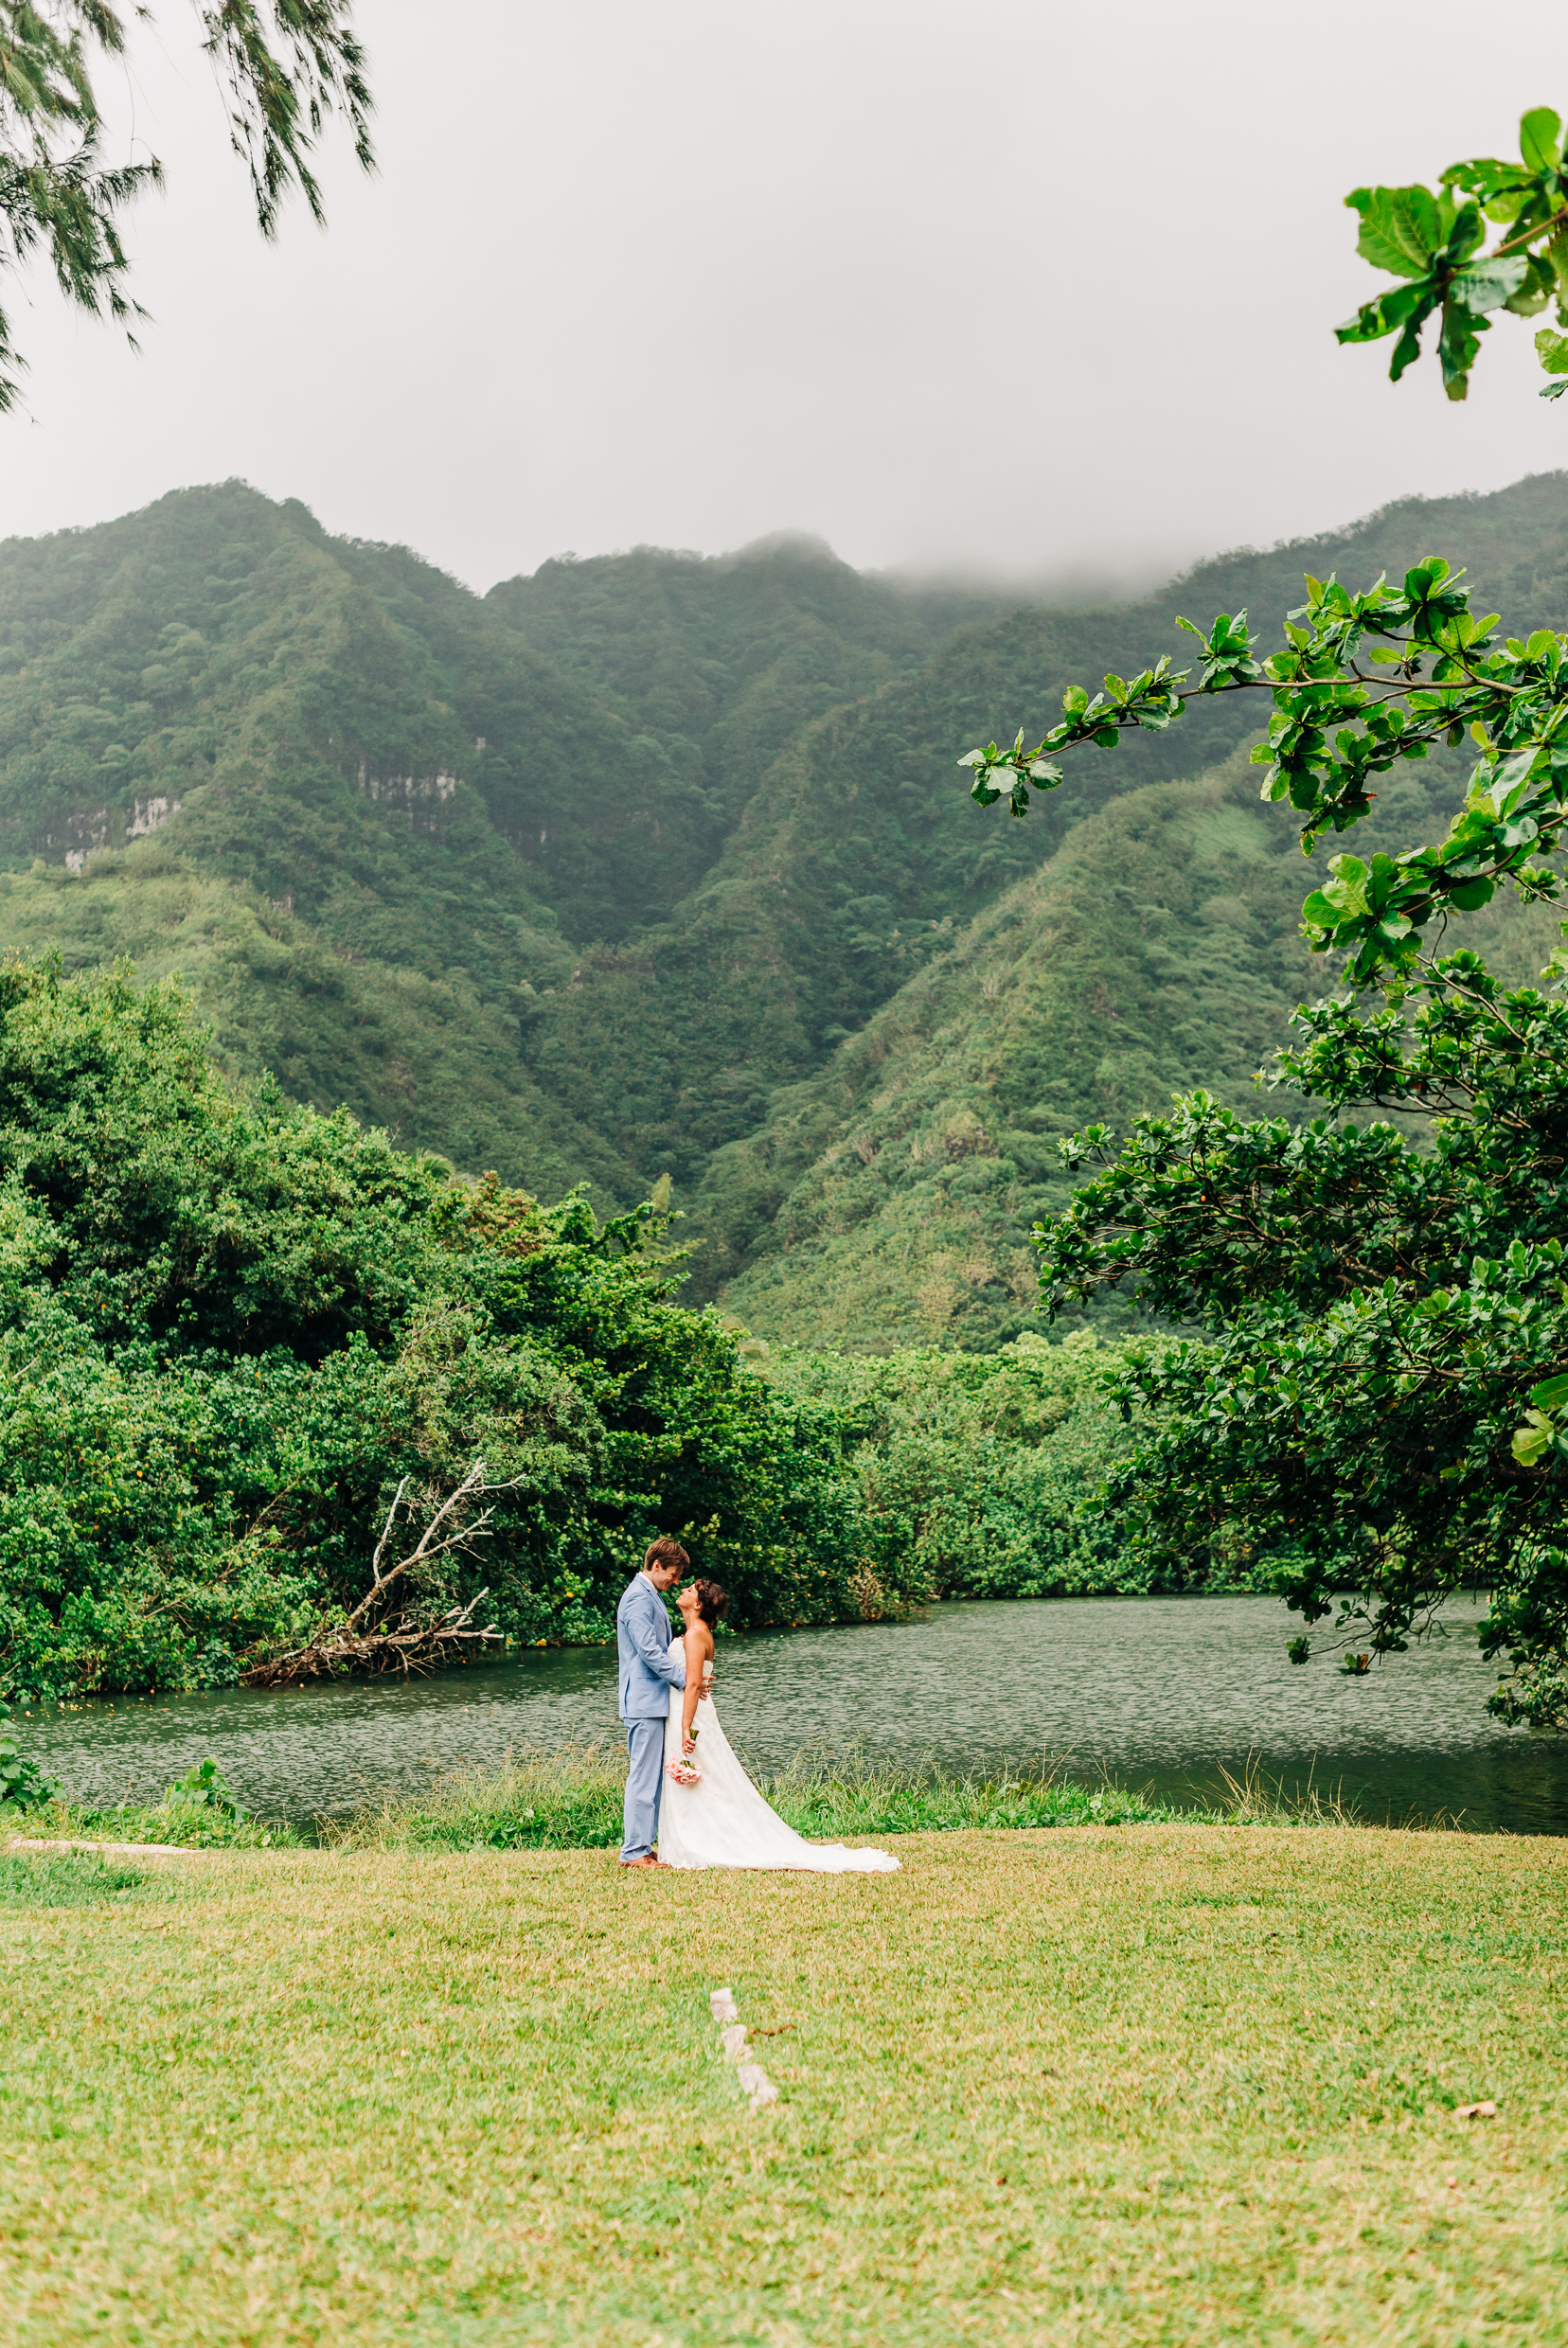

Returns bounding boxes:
[962,549,1568,988]
[1335,108,1568,399]
[0,1696,56,1807]
[163,1755,246,1822]
[957,652,1186,819]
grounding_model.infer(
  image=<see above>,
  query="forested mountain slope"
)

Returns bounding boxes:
[485,534,1017,917]
[3,472,1568,1350]
[0,486,625,1192]
[0,488,1002,1201]
[522,472,1568,1211]
[702,756,1322,1349]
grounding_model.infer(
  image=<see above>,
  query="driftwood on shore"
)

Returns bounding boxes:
[241,1461,510,1687]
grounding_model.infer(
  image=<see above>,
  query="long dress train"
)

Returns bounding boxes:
[658,1696,900,1873]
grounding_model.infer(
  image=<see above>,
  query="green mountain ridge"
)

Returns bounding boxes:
[702,756,1323,1350]
[0,486,1015,1206]
[4,472,1568,1349]
[512,470,1568,1250]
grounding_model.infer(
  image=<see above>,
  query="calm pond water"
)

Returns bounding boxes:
[20,1595,1567,1837]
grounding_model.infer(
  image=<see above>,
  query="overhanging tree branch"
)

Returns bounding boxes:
[960,560,1568,987]
[0,3,373,408]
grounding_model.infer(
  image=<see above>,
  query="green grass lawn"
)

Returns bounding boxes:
[1,1825,1563,2347]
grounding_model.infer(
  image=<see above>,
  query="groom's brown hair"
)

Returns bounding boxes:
[643,1536,689,1574]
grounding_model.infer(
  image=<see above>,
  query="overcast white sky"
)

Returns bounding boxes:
[4,1,1567,592]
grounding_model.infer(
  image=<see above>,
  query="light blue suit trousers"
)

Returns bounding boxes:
[616,1574,686,1861]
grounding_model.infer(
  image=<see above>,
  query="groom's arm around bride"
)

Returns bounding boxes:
[615,1536,689,1869]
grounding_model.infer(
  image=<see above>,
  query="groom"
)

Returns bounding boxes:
[616,1535,689,1868]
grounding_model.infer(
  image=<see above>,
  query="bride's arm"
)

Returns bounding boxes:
[680,1628,704,1749]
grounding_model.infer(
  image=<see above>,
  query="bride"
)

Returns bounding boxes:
[658,1577,899,1874]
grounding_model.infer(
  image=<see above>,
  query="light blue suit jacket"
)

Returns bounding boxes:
[616,1573,686,1720]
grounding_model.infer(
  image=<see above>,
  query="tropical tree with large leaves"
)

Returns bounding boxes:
[960,107,1568,1726]
[0,3,372,408]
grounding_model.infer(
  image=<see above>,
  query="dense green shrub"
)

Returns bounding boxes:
[762,1329,1145,1603]
[0,957,924,1699]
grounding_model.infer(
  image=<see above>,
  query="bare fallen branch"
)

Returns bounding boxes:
[347,1460,495,1631]
[241,1458,530,1688]
[242,1589,503,1688]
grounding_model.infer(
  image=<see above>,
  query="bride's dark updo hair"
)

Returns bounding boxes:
[693,1577,729,1628]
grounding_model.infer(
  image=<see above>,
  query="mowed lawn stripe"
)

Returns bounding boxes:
[1,1825,1563,2346]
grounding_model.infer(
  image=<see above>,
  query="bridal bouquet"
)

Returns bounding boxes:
[666,1732,702,1788]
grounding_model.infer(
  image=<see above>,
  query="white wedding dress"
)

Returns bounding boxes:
[659,1693,900,1873]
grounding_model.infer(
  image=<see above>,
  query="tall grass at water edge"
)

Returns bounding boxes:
[3,1755,301,1849]
[3,1749,1404,1858]
[8,1797,300,1848]
[328,1743,1381,1853]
